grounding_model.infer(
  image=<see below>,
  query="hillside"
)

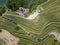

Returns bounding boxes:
[0,0,60,45]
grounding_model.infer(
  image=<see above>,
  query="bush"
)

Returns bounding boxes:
[0,30,2,32]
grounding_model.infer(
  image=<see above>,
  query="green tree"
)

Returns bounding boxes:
[0,6,5,16]
[6,0,20,11]
[6,0,47,11]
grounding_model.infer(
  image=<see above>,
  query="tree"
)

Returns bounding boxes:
[6,0,20,11]
[6,0,47,11]
[0,6,5,16]
[15,26,20,30]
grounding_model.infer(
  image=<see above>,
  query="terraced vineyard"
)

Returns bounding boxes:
[0,0,60,45]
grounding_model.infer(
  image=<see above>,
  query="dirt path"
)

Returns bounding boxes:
[0,29,19,45]
[26,10,40,20]
[49,31,60,42]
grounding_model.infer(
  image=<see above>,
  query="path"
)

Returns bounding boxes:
[26,10,40,20]
[49,31,60,42]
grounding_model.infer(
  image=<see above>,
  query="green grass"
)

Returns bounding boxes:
[0,0,60,45]
[0,39,6,45]
[3,0,60,43]
[41,35,60,45]
[0,16,39,45]
[40,0,57,9]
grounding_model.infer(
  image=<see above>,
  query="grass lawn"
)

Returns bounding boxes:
[0,39,6,45]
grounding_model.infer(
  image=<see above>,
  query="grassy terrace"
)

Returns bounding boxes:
[41,35,60,45]
[0,0,60,45]
[4,15,40,33]
[40,0,57,8]
[5,4,60,35]
[0,16,39,45]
